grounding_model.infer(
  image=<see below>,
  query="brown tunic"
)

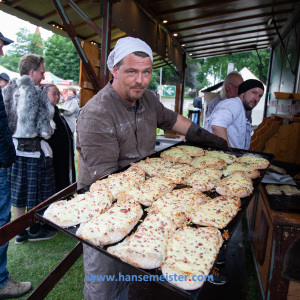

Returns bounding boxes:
[76,81,177,189]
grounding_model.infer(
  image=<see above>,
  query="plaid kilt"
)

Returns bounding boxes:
[10,154,56,210]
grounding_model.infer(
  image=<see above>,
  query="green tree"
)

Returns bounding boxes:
[44,34,80,82]
[148,68,160,90]
[30,31,44,56]
[196,49,270,84]
[0,28,37,72]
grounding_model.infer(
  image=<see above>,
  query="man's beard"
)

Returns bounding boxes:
[244,103,253,111]
[126,85,145,101]
[242,95,254,111]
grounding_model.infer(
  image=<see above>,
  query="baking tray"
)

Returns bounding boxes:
[264,192,300,211]
[35,142,274,300]
[262,160,300,211]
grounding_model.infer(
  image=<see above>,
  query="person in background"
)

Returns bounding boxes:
[205,79,264,150]
[0,73,10,89]
[3,54,57,244]
[192,94,202,124]
[0,31,32,299]
[206,72,247,119]
[44,84,76,192]
[61,87,79,134]
[76,36,228,300]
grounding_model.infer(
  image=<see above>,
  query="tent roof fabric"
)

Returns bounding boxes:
[41,72,71,85]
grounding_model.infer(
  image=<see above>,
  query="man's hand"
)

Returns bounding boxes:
[185,122,228,149]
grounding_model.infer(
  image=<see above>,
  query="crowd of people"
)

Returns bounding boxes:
[0,31,264,299]
[0,32,78,299]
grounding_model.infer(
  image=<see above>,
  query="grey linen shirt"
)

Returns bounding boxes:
[76,81,178,189]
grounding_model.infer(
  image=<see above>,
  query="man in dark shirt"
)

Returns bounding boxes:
[192,95,203,123]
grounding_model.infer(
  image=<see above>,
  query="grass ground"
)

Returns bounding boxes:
[7,232,84,300]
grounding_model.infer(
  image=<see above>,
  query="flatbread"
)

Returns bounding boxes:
[155,163,195,184]
[43,190,113,228]
[131,158,173,177]
[222,163,260,179]
[149,188,207,227]
[161,148,192,164]
[236,155,269,169]
[189,195,241,229]
[185,168,222,191]
[161,227,223,290]
[188,156,227,170]
[117,176,176,206]
[175,145,205,157]
[265,184,282,196]
[279,185,300,196]
[76,198,143,247]
[204,150,237,164]
[269,164,286,175]
[215,173,253,198]
[90,166,145,198]
[107,212,176,269]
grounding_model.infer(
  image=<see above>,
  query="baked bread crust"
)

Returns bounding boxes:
[216,173,253,198]
[236,155,269,169]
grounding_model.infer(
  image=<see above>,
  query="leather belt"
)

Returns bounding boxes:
[16,138,41,152]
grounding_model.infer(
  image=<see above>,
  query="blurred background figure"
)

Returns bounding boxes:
[192,94,203,124]
[44,84,76,192]
[206,71,244,118]
[0,73,10,89]
[61,87,79,134]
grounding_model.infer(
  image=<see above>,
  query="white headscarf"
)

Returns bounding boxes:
[107,37,153,72]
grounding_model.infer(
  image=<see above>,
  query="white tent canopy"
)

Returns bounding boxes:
[0,65,20,80]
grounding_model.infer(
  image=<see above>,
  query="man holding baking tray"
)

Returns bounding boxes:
[76,36,228,300]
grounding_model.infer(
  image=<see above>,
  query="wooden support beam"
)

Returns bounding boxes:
[51,0,100,91]
[27,242,83,299]
[99,0,112,89]
[0,183,77,247]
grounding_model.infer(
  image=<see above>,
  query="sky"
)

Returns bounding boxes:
[0,11,53,51]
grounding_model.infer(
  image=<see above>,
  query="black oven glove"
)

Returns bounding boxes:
[185,122,229,150]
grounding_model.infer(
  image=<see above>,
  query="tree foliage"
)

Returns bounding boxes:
[193,49,270,85]
[0,28,80,82]
[0,28,42,72]
[150,49,270,93]
[44,34,80,82]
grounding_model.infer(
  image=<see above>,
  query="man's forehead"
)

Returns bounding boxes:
[248,87,264,94]
[39,63,45,71]
[0,39,3,47]
[123,53,152,64]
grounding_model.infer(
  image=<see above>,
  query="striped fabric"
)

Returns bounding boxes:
[10,154,55,210]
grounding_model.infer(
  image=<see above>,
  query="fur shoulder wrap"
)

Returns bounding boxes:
[3,75,55,139]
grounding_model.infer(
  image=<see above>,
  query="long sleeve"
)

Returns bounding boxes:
[0,87,16,167]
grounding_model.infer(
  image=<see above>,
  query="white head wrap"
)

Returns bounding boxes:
[107,37,153,72]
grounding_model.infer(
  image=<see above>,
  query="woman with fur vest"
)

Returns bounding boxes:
[3,54,57,244]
